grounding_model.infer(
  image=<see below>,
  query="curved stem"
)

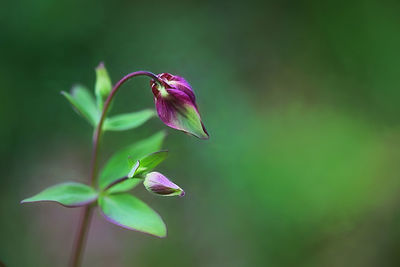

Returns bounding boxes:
[69,71,161,267]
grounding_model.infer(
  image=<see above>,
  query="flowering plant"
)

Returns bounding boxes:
[21,63,208,267]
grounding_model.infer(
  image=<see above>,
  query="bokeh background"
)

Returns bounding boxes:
[2,0,400,266]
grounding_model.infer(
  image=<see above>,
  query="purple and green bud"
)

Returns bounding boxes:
[151,73,209,139]
[143,172,185,197]
[95,62,112,110]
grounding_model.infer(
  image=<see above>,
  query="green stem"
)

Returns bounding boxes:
[69,71,161,267]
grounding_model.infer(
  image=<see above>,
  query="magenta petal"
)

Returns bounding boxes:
[157,73,195,102]
[154,89,209,139]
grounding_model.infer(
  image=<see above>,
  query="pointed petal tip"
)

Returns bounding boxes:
[197,130,209,140]
[193,133,209,140]
[186,127,209,140]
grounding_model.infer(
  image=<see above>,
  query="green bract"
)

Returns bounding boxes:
[21,182,97,207]
[127,160,140,178]
[95,63,112,110]
[132,150,168,176]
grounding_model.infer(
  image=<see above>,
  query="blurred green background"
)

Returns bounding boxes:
[2,0,400,266]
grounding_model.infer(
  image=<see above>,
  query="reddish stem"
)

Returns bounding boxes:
[69,71,161,267]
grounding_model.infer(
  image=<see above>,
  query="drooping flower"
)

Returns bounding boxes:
[150,73,209,139]
[143,172,185,197]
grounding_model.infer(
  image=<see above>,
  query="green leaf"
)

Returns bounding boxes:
[98,131,166,189]
[99,193,166,237]
[21,182,97,207]
[106,178,142,194]
[61,85,99,126]
[134,150,168,176]
[104,109,156,131]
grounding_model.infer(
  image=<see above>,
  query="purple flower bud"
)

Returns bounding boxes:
[143,172,185,197]
[151,73,209,139]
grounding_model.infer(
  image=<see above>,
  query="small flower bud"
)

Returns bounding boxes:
[143,172,185,197]
[150,73,208,139]
[95,62,112,110]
